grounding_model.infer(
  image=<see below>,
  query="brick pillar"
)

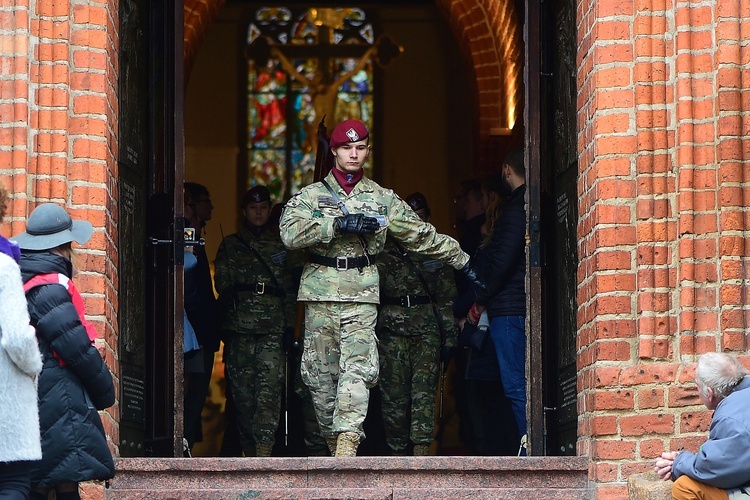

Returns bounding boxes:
[1,0,120,466]
[578,0,750,497]
[0,0,31,236]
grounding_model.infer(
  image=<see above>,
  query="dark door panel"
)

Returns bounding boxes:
[119,0,184,458]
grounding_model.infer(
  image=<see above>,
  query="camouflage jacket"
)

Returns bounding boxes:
[279,171,469,304]
[214,224,296,335]
[377,240,458,341]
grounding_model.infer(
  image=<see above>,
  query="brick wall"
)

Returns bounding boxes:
[184,0,225,82]
[5,0,748,497]
[434,0,523,172]
[577,0,750,497]
[0,0,120,463]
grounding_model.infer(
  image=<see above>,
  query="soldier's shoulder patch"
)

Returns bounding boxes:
[271,251,287,264]
[422,260,443,271]
[378,205,387,215]
[312,210,323,218]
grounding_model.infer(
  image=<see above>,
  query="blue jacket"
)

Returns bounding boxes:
[672,377,750,489]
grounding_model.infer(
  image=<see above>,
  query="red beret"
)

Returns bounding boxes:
[330,119,369,148]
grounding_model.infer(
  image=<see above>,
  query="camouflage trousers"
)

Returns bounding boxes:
[294,361,328,455]
[225,332,283,455]
[301,302,379,440]
[377,328,441,452]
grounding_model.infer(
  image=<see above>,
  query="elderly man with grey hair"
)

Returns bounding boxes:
[654,352,750,499]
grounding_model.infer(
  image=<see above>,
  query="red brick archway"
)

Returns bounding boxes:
[182,0,522,170]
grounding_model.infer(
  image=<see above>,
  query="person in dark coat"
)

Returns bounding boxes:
[464,148,527,451]
[183,182,221,450]
[12,203,115,500]
[453,181,519,456]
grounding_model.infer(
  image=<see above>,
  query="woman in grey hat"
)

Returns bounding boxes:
[0,184,43,499]
[12,203,115,500]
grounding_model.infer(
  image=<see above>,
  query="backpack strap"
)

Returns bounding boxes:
[23,272,69,292]
[24,273,98,343]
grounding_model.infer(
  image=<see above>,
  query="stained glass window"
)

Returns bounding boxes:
[246,7,376,203]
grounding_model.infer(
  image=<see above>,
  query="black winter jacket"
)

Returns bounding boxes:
[474,184,526,317]
[20,252,115,487]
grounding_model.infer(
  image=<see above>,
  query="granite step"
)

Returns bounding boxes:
[106,456,591,499]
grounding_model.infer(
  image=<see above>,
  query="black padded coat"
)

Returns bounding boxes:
[20,252,115,487]
[473,184,527,318]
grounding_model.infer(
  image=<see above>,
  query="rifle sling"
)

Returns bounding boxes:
[231,233,283,294]
[321,179,370,258]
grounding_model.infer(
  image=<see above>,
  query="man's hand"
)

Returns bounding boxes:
[335,214,379,234]
[654,451,679,481]
[467,303,485,325]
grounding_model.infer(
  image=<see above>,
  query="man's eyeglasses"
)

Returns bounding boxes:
[195,198,211,205]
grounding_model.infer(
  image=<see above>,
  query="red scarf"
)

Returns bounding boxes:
[331,168,363,195]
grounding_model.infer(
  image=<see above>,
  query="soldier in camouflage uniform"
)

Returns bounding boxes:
[214,186,296,457]
[279,119,478,457]
[376,193,457,456]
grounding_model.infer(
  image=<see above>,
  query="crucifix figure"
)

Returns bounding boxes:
[271,45,377,129]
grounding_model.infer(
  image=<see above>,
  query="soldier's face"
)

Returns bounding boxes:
[331,140,370,174]
[244,201,271,227]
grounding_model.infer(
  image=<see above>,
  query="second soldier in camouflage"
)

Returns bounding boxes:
[376,193,458,456]
[214,186,296,457]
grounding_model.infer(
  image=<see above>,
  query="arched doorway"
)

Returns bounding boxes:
[117,0,580,459]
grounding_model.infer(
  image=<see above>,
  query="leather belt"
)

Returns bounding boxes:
[309,253,377,270]
[234,282,285,297]
[381,294,432,307]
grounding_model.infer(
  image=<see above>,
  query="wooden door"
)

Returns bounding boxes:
[118,0,185,458]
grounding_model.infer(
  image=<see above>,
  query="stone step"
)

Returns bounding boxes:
[107,456,591,499]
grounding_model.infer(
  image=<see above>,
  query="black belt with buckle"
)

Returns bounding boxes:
[234,282,285,297]
[309,253,377,270]
[381,294,432,307]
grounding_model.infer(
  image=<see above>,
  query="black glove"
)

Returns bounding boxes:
[460,261,487,294]
[440,346,454,371]
[335,213,379,234]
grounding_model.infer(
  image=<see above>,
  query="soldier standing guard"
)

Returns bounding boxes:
[376,193,458,456]
[279,119,480,457]
[214,186,296,457]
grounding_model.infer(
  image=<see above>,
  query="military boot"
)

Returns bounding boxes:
[412,444,430,456]
[256,442,273,457]
[334,432,360,457]
[326,437,338,456]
